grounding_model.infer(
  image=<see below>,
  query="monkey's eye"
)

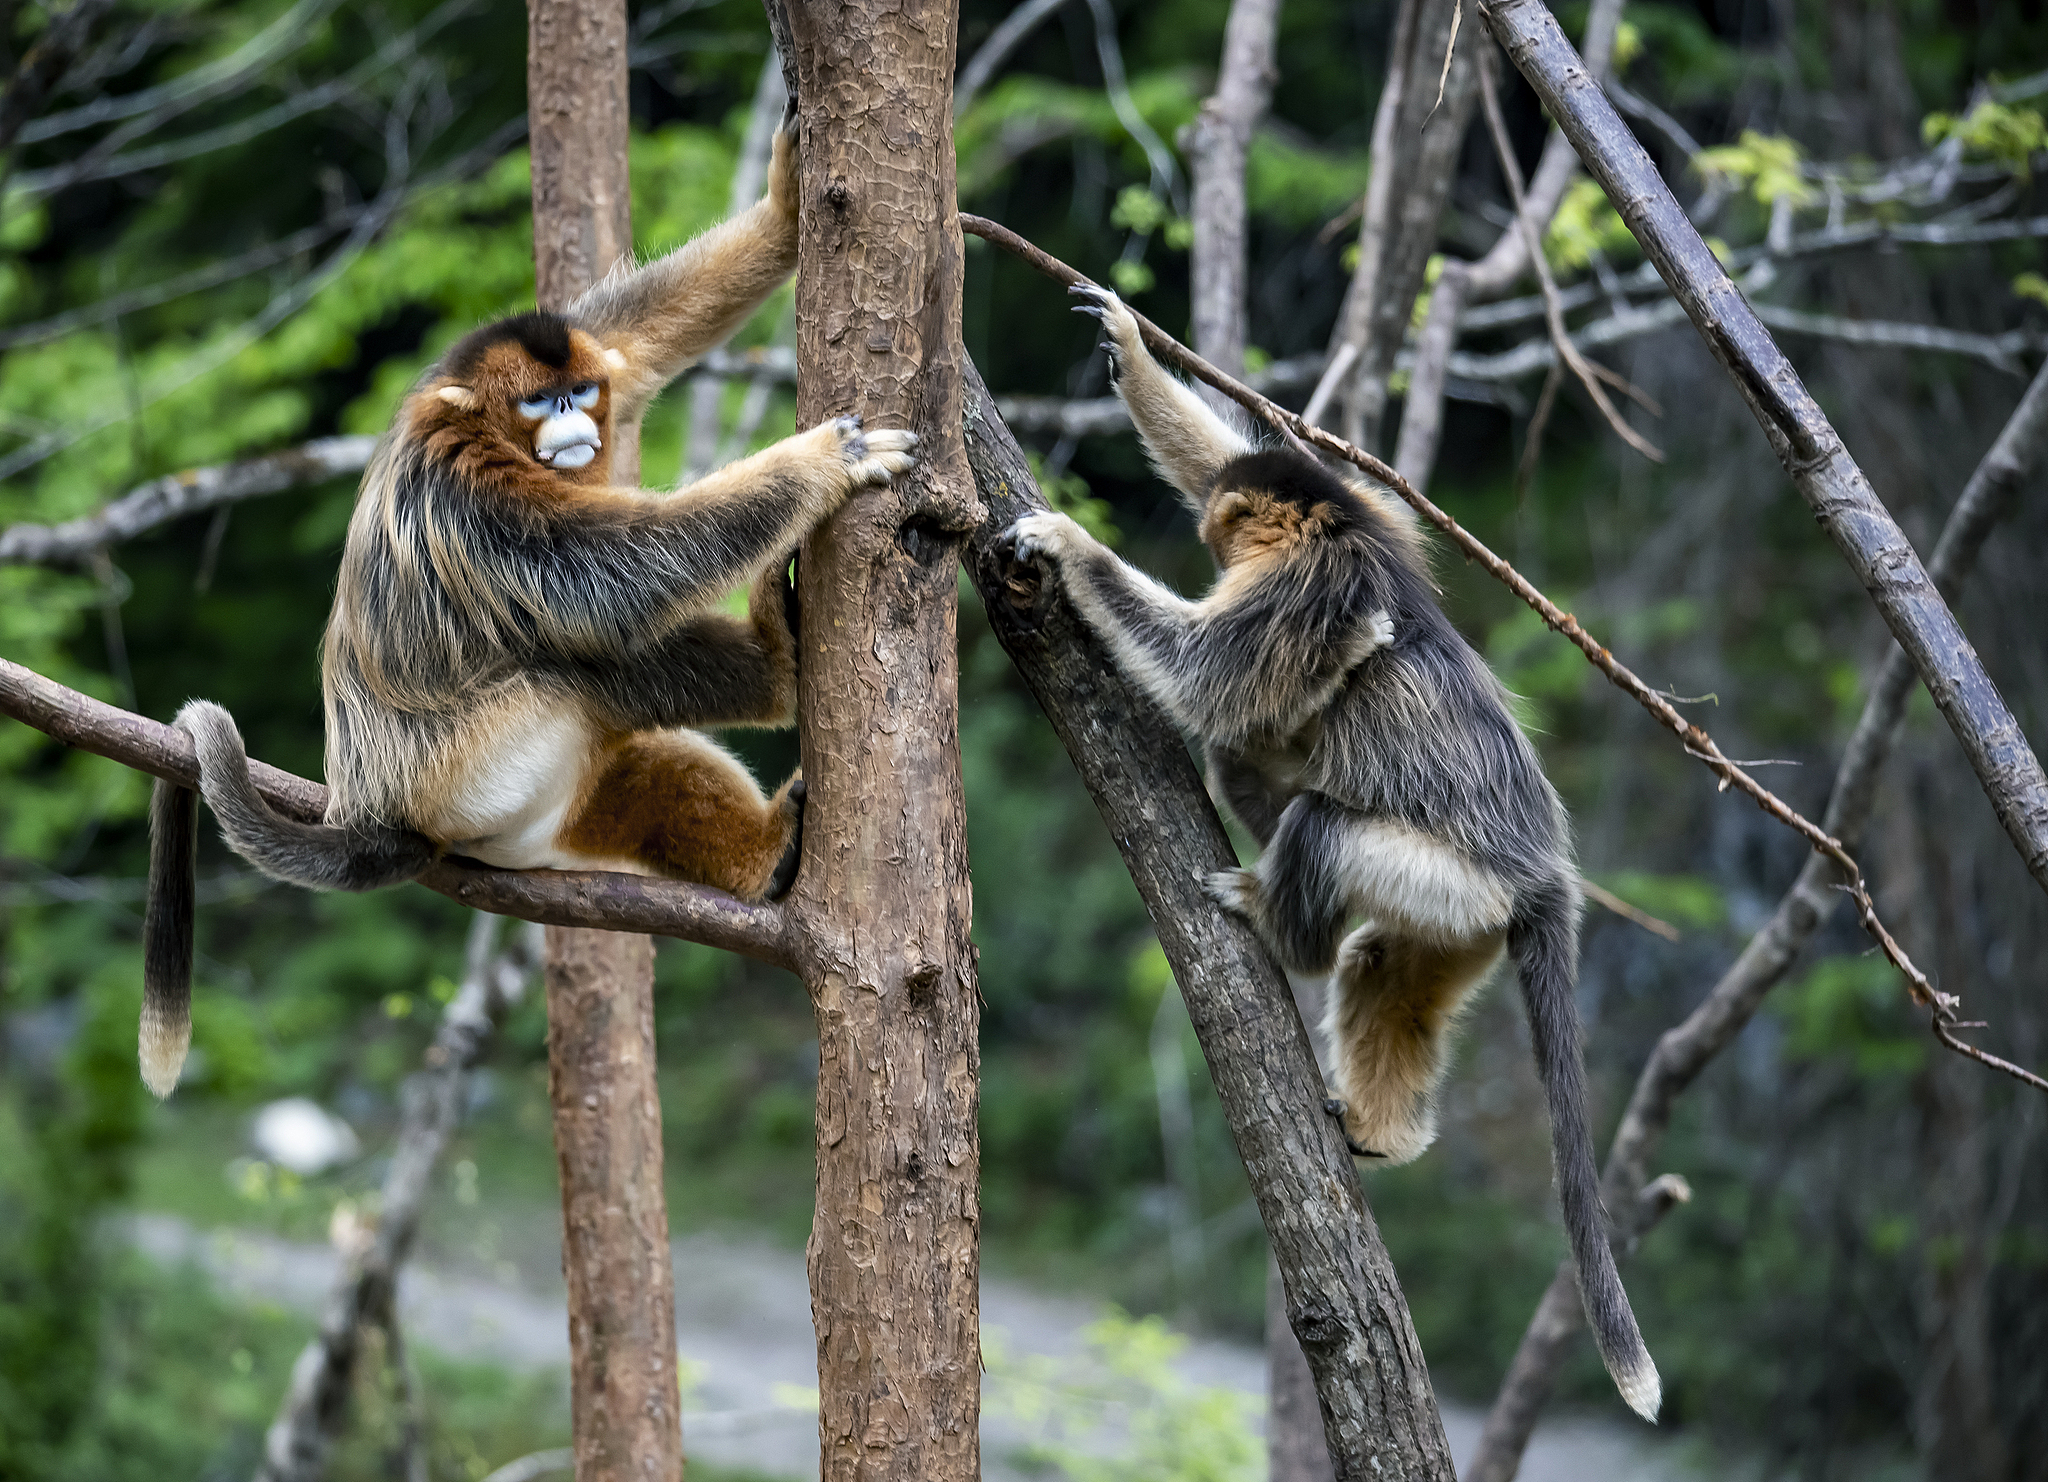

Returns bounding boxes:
[516,395,553,421]
[571,383,600,410]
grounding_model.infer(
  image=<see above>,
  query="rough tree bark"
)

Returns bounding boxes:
[1462,358,2048,1482]
[770,1,985,1478]
[963,360,1457,1482]
[527,2,681,1478]
[1477,0,2048,902]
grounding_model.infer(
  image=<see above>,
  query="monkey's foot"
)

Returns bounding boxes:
[1322,1098,1388,1159]
[766,780,807,901]
[1202,867,1261,918]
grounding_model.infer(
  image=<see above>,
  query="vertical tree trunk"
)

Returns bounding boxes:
[527,2,682,1478]
[775,2,984,1479]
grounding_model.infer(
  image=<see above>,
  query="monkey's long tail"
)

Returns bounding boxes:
[1508,872,1660,1423]
[139,700,437,1098]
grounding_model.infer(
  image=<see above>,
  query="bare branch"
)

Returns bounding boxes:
[958,212,2045,1092]
[0,437,376,566]
[954,0,1070,117]
[1475,40,1662,462]
[0,0,118,156]
[1478,0,2048,905]
[1184,0,1281,379]
[962,359,1458,1482]
[1316,0,1478,444]
[1465,356,2048,1482]
[256,914,542,1482]
[0,657,799,967]
[1579,877,1679,942]
[20,0,338,144]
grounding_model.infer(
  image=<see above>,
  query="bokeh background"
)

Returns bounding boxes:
[1,0,2044,1477]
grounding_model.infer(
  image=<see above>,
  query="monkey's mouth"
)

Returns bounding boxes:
[535,410,603,470]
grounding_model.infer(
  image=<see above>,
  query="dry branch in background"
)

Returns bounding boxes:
[1464,353,2048,1482]
[958,211,2044,1092]
[1476,0,2048,913]
[1314,0,1477,446]
[0,437,376,566]
[255,915,541,1482]
[1183,0,1280,382]
[962,359,1458,1482]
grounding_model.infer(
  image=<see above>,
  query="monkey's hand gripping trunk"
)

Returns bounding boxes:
[1509,873,1660,1422]
[140,700,436,1098]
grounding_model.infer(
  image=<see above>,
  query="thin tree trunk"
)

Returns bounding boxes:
[1185,0,1281,386]
[1320,0,1477,448]
[527,2,681,1478]
[963,360,1456,1482]
[771,1,984,1478]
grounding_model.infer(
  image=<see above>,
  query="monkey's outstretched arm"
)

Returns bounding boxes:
[468,418,913,660]
[1003,511,1393,746]
[1071,284,1252,513]
[569,122,801,421]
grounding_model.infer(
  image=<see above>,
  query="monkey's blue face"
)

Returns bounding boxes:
[518,381,603,470]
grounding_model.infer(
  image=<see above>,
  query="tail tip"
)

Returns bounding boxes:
[139,1011,190,1100]
[1616,1356,1661,1423]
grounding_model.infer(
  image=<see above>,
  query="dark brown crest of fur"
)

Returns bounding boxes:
[444,310,574,379]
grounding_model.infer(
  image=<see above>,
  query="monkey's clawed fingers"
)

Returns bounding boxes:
[996,511,1076,568]
[822,415,919,487]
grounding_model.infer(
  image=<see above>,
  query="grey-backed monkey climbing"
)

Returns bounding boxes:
[998,284,1658,1422]
[142,116,918,1100]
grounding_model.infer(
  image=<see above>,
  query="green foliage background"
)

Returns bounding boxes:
[2,0,2046,1477]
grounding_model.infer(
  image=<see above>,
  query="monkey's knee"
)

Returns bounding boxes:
[1203,867,1341,974]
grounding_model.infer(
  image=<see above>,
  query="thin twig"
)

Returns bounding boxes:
[1476,42,1662,462]
[958,211,2044,1095]
[1579,877,1680,942]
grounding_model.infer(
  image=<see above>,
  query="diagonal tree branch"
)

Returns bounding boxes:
[0,657,798,968]
[962,358,1457,1482]
[958,210,2044,1093]
[1476,0,2048,906]
[1463,351,2048,1482]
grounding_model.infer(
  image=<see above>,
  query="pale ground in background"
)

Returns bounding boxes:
[132,1213,1697,1481]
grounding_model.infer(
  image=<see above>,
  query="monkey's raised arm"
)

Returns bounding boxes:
[1072,284,1253,515]
[569,124,801,422]
[1002,511,1394,746]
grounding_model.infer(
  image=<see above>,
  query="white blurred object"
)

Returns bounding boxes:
[252,1098,361,1175]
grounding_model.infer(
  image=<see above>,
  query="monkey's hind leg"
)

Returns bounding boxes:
[1321,926,1505,1165]
[1203,791,1353,973]
[559,730,804,901]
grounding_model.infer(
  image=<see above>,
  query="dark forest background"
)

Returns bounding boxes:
[1,0,2044,1477]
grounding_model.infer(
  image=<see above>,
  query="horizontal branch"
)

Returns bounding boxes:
[0,657,797,969]
[958,210,2045,1094]
[1479,0,2048,905]
[0,436,376,566]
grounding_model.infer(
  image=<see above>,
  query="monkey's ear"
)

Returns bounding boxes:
[603,347,628,373]
[437,385,479,410]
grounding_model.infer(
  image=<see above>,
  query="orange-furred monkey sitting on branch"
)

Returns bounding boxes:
[139,113,917,1098]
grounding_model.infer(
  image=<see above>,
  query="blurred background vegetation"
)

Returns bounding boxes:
[0,0,2044,1477]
